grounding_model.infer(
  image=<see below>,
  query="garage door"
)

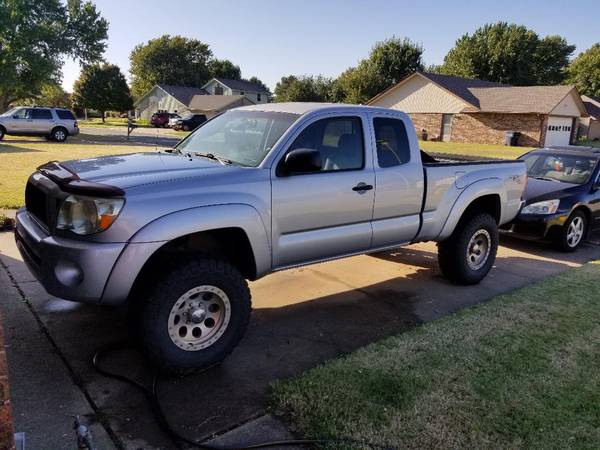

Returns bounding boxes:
[545,116,573,147]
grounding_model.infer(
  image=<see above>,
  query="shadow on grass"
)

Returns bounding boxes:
[0,143,44,153]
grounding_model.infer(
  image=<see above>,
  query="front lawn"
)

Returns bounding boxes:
[0,136,149,208]
[420,140,532,159]
[272,262,600,449]
[78,118,151,128]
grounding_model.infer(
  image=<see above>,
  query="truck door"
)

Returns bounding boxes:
[271,114,375,268]
[370,115,424,247]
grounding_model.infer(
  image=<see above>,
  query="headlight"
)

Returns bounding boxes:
[57,195,124,235]
[521,199,560,215]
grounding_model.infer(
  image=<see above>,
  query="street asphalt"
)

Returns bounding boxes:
[1,228,599,449]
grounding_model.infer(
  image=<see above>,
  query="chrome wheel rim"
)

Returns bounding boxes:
[55,130,65,141]
[466,229,491,270]
[567,216,584,248]
[167,285,231,351]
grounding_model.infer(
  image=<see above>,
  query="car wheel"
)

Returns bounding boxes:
[51,127,68,142]
[132,258,251,374]
[554,210,587,252]
[438,213,498,285]
[0,127,5,140]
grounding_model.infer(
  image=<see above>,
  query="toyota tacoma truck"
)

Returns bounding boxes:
[15,103,526,372]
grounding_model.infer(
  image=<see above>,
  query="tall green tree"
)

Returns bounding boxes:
[566,44,600,97]
[246,76,270,94]
[15,82,71,108]
[72,64,133,121]
[208,59,241,80]
[439,23,575,85]
[274,75,332,102]
[0,0,108,111]
[333,37,423,104]
[129,35,213,99]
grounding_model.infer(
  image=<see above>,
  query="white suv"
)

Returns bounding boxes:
[0,106,79,142]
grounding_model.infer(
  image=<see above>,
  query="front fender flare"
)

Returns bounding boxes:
[101,204,271,305]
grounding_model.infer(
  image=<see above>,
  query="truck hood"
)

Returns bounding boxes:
[60,152,238,189]
[524,177,580,204]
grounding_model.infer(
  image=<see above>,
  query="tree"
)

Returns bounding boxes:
[439,23,575,85]
[72,64,133,121]
[129,35,213,99]
[0,0,108,111]
[274,75,332,102]
[246,76,270,94]
[566,44,600,97]
[208,59,241,80]
[15,82,71,108]
[333,37,423,104]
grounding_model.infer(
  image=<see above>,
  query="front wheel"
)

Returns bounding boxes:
[554,210,587,252]
[438,213,498,285]
[0,127,5,140]
[133,258,251,373]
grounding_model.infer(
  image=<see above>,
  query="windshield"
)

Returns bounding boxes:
[521,152,598,185]
[1,107,17,117]
[176,110,299,167]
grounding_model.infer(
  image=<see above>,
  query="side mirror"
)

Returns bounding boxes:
[280,148,322,176]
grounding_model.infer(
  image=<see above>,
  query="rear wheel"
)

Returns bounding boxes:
[438,213,498,285]
[554,210,587,252]
[51,127,68,142]
[132,258,251,373]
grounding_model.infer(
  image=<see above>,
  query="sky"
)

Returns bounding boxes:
[61,0,600,93]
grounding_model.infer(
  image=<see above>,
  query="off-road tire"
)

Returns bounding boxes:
[437,213,498,285]
[553,210,587,252]
[133,258,251,374]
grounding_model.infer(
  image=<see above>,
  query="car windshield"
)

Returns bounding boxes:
[521,152,598,185]
[176,110,299,167]
[1,108,17,117]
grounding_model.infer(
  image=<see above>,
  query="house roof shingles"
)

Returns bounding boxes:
[420,72,508,108]
[158,84,208,106]
[214,78,269,93]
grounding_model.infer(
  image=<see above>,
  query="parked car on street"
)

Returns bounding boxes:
[0,106,79,142]
[172,114,207,131]
[15,103,526,372]
[150,111,180,128]
[503,146,600,251]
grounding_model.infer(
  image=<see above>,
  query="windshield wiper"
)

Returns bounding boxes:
[531,176,561,182]
[194,152,232,165]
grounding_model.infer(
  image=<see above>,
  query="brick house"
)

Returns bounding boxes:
[581,95,600,140]
[368,72,588,147]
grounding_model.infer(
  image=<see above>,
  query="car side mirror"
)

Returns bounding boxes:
[280,148,322,176]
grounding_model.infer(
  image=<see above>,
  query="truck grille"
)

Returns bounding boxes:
[25,180,49,228]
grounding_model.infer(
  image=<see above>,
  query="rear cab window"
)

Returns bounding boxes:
[373,117,411,167]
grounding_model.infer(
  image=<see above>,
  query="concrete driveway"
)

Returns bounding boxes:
[1,228,599,449]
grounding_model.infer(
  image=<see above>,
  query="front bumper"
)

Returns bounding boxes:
[502,212,568,241]
[14,208,126,304]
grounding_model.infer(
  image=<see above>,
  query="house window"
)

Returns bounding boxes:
[240,91,244,96]
[214,85,223,95]
[257,93,261,101]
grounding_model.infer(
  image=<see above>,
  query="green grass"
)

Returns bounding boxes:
[78,118,151,128]
[420,140,532,159]
[0,136,153,208]
[577,139,600,149]
[272,262,600,449]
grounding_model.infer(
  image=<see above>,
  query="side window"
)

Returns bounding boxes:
[31,109,52,120]
[374,117,411,167]
[56,110,75,120]
[289,117,364,172]
[13,109,28,119]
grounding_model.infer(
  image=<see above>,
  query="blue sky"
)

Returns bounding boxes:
[61,0,600,92]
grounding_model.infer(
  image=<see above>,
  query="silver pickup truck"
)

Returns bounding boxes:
[15,103,526,371]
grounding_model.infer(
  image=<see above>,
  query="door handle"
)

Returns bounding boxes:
[352,182,373,192]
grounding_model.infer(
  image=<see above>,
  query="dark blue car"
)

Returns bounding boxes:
[504,146,600,251]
